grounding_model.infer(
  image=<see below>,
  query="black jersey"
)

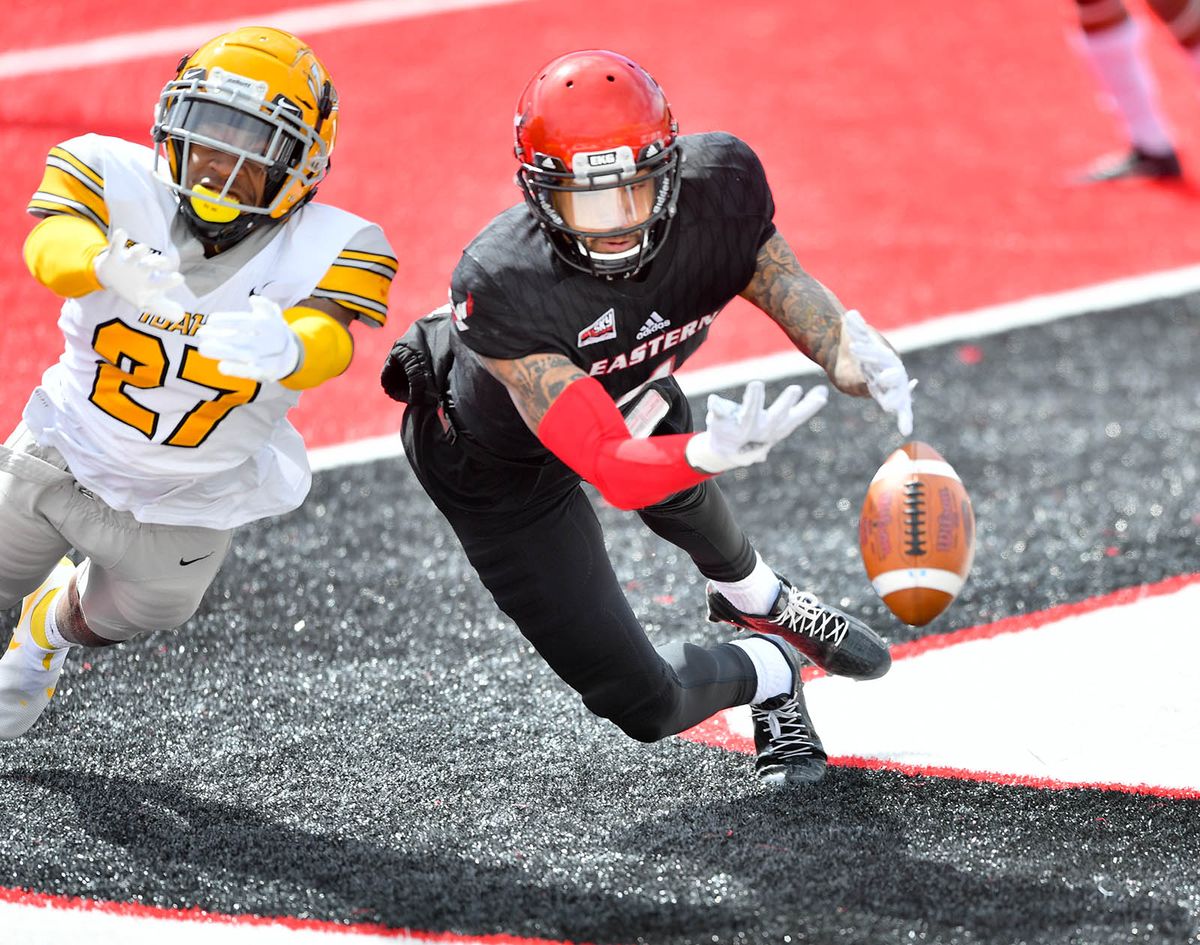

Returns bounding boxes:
[447,131,776,461]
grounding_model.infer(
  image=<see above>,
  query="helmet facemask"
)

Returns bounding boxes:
[518,137,681,278]
[153,64,333,248]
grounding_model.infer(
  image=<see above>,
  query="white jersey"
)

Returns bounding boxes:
[24,134,396,529]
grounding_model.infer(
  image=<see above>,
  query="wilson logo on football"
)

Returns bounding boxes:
[578,308,617,347]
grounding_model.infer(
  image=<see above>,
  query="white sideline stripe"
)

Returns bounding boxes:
[870,458,959,484]
[675,262,1200,395]
[310,432,405,472]
[307,264,1200,473]
[0,0,526,80]
[870,568,964,597]
[0,900,468,944]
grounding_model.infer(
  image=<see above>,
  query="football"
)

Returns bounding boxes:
[859,441,975,626]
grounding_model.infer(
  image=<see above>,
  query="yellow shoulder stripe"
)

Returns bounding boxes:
[29,165,110,228]
[338,248,398,275]
[309,287,388,325]
[49,146,104,188]
[27,197,110,230]
[312,256,394,325]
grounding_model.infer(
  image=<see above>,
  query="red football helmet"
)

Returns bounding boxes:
[514,50,682,277]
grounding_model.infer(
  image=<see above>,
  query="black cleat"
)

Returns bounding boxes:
[1084,147,1182,182]
[708,576,891,680]
[750,636,826,787]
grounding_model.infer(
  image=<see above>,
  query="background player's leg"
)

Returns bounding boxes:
[1147,0,1200,70]
[1072,0,1180,179]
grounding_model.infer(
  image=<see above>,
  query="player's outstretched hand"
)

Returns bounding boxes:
[842,310,916,436]
[93,227,184,319]
[685,380,828,474]
[197,296,301,382]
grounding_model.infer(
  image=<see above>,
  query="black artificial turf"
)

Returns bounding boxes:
[1,298,1197,944]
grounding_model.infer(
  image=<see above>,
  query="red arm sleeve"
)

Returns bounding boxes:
[536,375,711,511]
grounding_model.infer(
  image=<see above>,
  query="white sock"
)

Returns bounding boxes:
[710,553,781,615]
[41,596,74,651]
[1079,19,1175,155]
[731,637,795,704]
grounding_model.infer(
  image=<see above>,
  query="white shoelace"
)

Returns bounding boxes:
[754,701,819,758]
[772,587,848,646]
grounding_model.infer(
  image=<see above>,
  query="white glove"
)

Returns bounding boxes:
[841,309,916,436]
[685,380,829,474]
[93,227,184,319]
[196,295,301,382]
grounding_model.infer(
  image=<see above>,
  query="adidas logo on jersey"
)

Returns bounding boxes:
[636,311,670,341]
[578,308,617,347]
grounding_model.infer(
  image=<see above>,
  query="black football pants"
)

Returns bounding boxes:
[400,381,762,743]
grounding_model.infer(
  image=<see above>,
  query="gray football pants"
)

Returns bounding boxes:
[0,424,231,643]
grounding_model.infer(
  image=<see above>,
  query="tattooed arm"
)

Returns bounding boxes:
[477,350,719,509]
[477,351,588,433]
[739,231,872,397]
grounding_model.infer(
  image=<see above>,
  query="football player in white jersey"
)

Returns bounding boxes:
[0,27,397,738]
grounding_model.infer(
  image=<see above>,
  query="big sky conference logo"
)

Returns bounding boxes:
[575,308,722,376]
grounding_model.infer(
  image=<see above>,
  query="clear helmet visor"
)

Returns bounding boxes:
[178,100,280,158]
[519,138,681,276]
[552,178,658,234]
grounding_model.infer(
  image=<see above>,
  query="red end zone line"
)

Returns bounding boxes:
[0,885,596,944]
[689,572,1200,801]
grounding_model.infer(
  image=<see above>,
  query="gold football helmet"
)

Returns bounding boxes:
[152,26,337,245]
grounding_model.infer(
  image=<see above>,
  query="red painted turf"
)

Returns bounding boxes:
[2,0,1199,451]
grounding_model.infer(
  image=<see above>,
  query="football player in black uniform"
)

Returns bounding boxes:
[383,50,915,787]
